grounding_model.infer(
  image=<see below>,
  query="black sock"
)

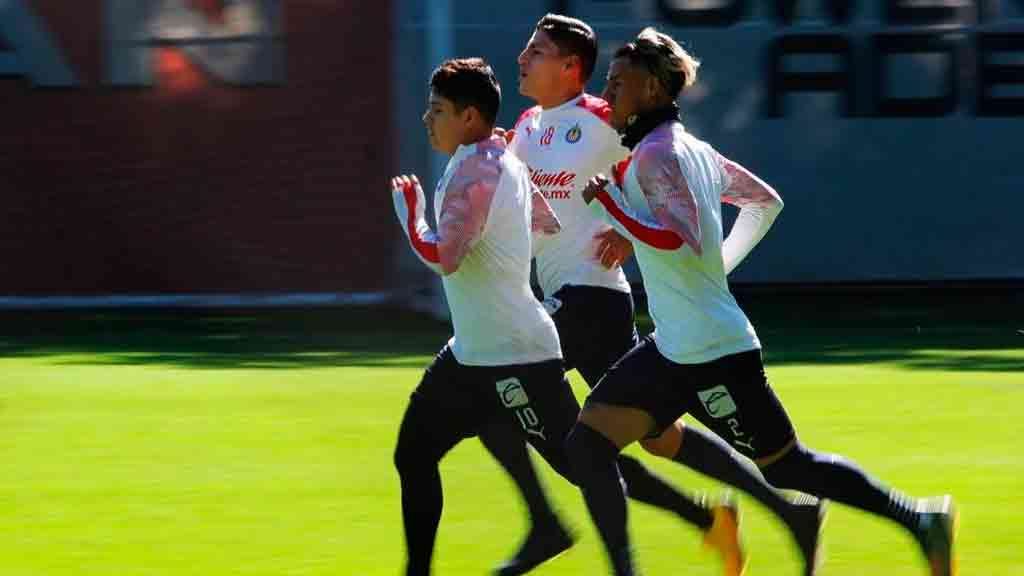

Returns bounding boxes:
[674,425,796,522]
[394,398,461,576]
[762,444,922,534]
[395,452,443,576]
[565,423,635,576]
[617,453,713,530]
[478,420,559,526]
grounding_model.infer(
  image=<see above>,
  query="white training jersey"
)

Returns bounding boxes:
[510,93,631,298]
[392,136,563,366]
[589,122,776,364]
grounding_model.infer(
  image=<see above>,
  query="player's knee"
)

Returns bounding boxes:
[638,436,667,458]
[759,442,812,489]
[393,439,412,476]
[638,423,683,458]
[565,422,620,481]
[394,429,430,477]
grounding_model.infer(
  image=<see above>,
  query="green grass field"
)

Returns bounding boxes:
[1,289,1021,575]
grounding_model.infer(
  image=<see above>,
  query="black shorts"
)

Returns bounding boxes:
[587,336,796,460]
[546,285,639,388]
[403,345,581,476]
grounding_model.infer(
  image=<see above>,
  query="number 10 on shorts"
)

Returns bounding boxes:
[496,378,547,441]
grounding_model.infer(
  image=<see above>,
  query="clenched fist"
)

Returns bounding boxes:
[582,174,610,204]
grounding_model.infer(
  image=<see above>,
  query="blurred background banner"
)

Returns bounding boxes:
[1,0,396,306]
[3,1,1022,308]
[397,0,1024,291]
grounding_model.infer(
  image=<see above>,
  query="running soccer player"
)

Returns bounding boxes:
[565,27,958,576]
[390,57,575,576]
[480,14,823,576]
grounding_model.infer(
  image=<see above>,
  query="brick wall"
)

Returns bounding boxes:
[0,1,396,295]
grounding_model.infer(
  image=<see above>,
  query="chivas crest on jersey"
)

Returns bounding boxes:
[565,123,582,144]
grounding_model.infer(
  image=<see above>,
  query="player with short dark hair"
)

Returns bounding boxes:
[428,57,502,126]
[391,56,574,576]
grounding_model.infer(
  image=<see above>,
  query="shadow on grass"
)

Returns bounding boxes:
[0,288,1020,373]
[658,288,1023,374]
[0,307,447,370]
[759,332,1024,373]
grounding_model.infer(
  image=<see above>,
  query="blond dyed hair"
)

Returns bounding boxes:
[614,27,700,98]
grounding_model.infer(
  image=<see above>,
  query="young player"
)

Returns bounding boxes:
[390,57,574,576]
[566,27,958,576]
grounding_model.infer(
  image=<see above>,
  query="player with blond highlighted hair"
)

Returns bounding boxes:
[566,27,958,576]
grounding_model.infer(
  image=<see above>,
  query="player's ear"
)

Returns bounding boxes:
[644,74,662,105]
[458,104,476,127]
[564,54,582,81]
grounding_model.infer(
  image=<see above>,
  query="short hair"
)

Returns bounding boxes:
[535,13,598,82]
[613,27,701,100]
[429,57,501,125]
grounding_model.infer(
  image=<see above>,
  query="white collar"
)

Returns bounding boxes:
[540,93,585,116]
